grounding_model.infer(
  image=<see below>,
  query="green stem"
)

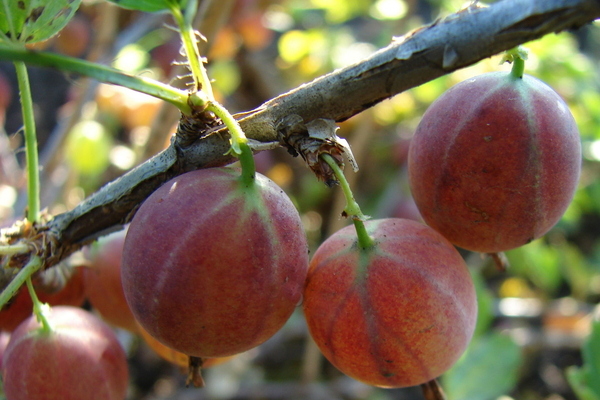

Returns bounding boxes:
[0,243,31,255]
[168,0,252,183]
[0,48,193,114]
[169,2,214,99]
[511,57,525,79]
[352,219,374,250]
[207,101,256,184]
[25,277,51,334]
[236,142,256,185]
[0,256,42,311]
[15,62,39,222]
[321,154,374,250]
[507,46,528,79]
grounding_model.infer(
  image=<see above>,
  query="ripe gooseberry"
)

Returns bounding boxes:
[121,167,309,358]
[408,70,581,253]
[303,218,477,388]
[2,306,129,400]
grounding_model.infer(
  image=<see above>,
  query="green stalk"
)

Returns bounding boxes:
[0,48,194,114]
[506,46,528,79]
[0,256,42,310]
[352,219,374,251]
[167,0,254,181]
[321,154,374,250]
[25,277,51,333]
[0,243,31,255]
[207,101,256,184]
[511,57,525,79]
[167,0,255,182]
[15,62,39,222]
[169,1,214,99]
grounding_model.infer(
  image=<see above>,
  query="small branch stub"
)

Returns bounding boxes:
[277,116,357,186]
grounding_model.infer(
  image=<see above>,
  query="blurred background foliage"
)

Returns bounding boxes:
[1,0,600,399]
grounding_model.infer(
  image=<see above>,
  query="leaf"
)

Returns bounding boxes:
[442,332,523,400]
[567,366,600,400]
[470,269,495,337]
[106,0,183,13]
[580,321,600,396]
[0,0,81,44]
[505,239,563,294]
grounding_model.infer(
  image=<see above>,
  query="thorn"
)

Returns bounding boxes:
[162,23,179,32]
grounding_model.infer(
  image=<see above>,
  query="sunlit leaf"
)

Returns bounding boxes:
[112,43,150,73]
[0,0,81,44]
[369,0,407,20]
[65,120,112,176]
[310,0,370,23]
[208,59,240,98]
[411,76,451,105]
[278,30,311,64]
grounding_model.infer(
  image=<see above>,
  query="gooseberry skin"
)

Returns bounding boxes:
[408,72,581,253]
[121,168,309,358]
[136,321,234,369]
[2,306,129,400]
[303,218,477,388]
[83,229,138,333]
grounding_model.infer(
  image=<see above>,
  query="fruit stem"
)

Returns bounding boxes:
[352,219,375,250]
[321,154,374,250]
[15,61,39,223]
[506,46,528,79]
[25,276,52,334]
[511,57,525,79]
[0,256,42,311]
[207,101,256,185]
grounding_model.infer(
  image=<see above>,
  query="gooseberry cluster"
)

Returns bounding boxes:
[0,50,581,399]
[302,52,581,389]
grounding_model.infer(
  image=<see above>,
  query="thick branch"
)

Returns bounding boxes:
[38,0,600,265]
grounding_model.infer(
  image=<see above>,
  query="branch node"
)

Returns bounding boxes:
[175,108,219,149]
[276,116,357,186]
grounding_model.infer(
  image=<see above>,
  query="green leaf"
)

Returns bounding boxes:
[581,321,600,396]
[505,239,563,294]
[558,241,598,299]
[0,0,81,44]
[106,0,184,13]
[442,332,523,400]
[470,269,495,337]
[567,366,600,400]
